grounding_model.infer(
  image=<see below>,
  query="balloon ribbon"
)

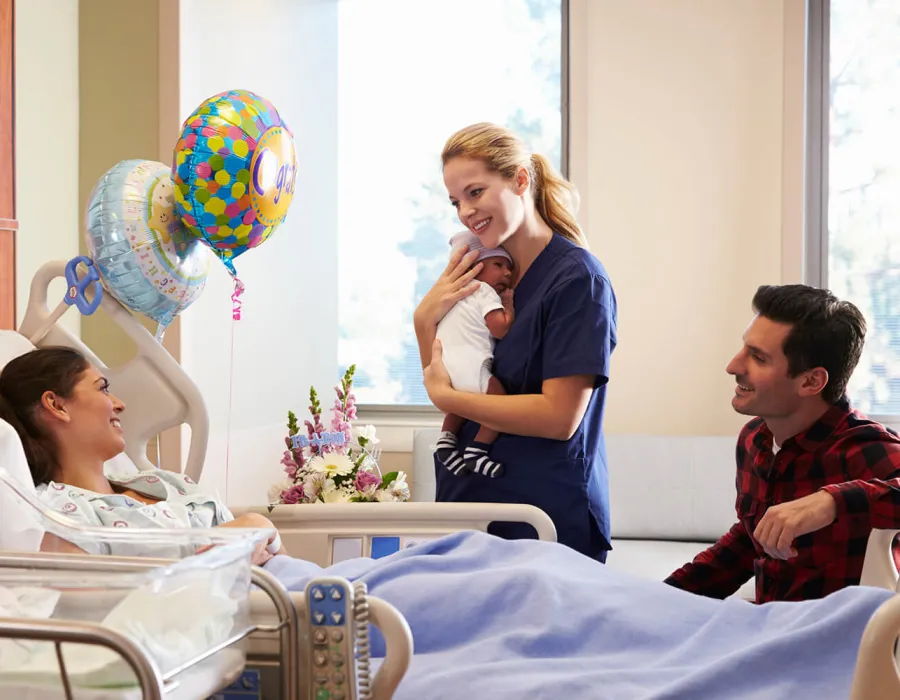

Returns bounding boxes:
[231,277,245,320]
[225,276,244,503]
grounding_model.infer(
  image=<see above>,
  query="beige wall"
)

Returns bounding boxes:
[15,0,80,333]
[568,0,802,437]
[78,0,160,366]
[78,0,174,464]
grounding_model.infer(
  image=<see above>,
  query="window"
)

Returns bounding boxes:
[336,0,566,406]
[810,0,900,416]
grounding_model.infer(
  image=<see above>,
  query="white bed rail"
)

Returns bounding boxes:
[0,550,301,699]
[851,591,900,700]
[860,528,900,591]
[0,617,166,699]
[16,260,209,481]
[234,501,558,567]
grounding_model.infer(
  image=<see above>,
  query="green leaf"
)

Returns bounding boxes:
[380,471,399,488]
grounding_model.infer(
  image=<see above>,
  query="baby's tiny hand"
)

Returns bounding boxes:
[501,289,514,307]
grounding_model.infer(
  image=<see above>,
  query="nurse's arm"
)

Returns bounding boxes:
[435,374,594,441]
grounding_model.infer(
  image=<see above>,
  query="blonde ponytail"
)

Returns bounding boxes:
[442,122,587,248]
[530,153,587,249]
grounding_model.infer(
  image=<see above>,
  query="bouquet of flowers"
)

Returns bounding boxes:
[268,364,410,506]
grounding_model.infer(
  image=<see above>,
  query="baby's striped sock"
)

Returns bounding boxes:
[436,431,467,475]
[464,443,504,478]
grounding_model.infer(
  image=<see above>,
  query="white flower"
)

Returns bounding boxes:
[308,453,354,478]
[390,471,410,501]
[322,486,354,504]
[376,471,410,502]
[303,472,326,501]
[359,482,379,501]
[268,479,295,504]
[376,488,395,503]
[355,424,379,445]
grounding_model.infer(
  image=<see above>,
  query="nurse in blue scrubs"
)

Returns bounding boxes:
[413,122,618,562]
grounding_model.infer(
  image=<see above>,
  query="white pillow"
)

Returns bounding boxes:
[0,330,36,370]
[0,419,43,551]
[0,331,44,551]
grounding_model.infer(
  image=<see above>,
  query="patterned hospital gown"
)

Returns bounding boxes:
[36,470,235,558]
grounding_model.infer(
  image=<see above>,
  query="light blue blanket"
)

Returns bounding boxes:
[266,531,894,700]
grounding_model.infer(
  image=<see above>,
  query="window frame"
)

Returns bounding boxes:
[805,0,829,291]
[805,0,900,426]
[354,0,572,422]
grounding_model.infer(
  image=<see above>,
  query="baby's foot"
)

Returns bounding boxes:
[436,431,468,476]
[463,443,504,478]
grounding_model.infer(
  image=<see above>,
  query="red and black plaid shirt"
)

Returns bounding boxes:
[665,398,900,603]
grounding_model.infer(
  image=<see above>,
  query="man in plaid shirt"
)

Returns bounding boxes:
[665,284,900,603]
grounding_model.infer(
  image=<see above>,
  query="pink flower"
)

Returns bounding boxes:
[306,419,325,455]
[355,469,381,492]
[280,451,298,478]
[281,484,305,505]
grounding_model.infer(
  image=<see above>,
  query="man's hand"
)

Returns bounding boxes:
[753,491,838,560]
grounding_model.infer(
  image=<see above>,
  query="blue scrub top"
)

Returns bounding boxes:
[434,233,618,561]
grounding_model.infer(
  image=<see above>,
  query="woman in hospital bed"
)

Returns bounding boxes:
[0,346,284,565]
[0,346,897,699]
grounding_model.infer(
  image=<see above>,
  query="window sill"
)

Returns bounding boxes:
[356,406,443,453]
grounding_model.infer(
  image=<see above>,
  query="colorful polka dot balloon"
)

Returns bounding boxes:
[172,89,297,276]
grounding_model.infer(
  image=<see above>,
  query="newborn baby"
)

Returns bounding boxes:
[434,231,515,478]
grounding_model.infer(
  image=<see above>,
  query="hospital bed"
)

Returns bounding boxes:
[1,259,900,699]
[0,259,557,698]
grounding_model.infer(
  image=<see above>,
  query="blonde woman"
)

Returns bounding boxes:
[415,123,618,562]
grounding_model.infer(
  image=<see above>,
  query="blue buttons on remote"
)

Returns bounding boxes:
[309,584,347,626]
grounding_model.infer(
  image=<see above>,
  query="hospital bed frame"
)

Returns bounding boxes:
[3,259,900,699]
[0,467,417,700]
[0,551,295,700]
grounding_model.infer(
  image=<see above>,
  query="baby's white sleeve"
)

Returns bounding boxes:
[476,282,504,319]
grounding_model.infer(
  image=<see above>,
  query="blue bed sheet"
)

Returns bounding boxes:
[266,531,894,700]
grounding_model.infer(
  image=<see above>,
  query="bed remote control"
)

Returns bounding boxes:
[305,576,357,700]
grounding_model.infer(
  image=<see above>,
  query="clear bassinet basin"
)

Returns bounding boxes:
[0,535,259,695]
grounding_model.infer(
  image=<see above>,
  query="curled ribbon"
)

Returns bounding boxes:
[231,277,246,321]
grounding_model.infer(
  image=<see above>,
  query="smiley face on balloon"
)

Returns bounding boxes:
[172,89,298,276]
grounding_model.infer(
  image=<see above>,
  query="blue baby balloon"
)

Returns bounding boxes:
[84,159,212,342]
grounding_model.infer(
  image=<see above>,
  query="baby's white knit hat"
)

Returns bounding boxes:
[449,230,513,265]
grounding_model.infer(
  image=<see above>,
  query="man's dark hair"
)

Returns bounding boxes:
[752,284,866,404]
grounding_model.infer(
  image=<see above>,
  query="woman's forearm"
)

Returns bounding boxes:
[439,390,570,440]
[415,318,437,369]
[40,532,86,554]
